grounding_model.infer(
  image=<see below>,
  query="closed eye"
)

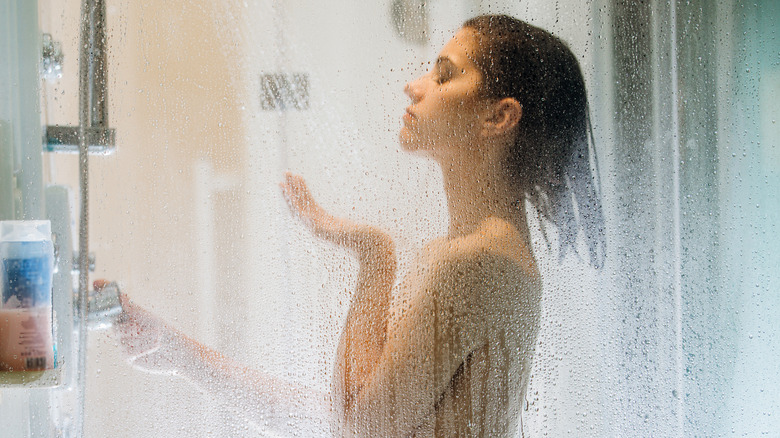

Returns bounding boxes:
[434,57,455,84]
[435,68,452,84]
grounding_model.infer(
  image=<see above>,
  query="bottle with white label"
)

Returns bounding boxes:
[0,220,55,373]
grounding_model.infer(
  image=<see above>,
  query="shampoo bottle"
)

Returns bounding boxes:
[0,221,55,372]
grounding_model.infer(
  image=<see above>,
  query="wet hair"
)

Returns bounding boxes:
[463,14,606,268]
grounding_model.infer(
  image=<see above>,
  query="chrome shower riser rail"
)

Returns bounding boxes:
[74,0,110,435]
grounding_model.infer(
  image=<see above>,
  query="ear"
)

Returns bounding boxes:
[482,98,522,137]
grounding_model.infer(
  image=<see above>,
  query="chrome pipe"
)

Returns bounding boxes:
[85,0,108,129]
[75,0,106,435]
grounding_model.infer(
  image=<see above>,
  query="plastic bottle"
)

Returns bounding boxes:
[0,220,55,372]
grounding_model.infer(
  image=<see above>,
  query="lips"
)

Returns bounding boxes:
[403,107,416,122]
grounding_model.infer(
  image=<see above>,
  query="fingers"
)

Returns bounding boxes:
[280,172,324,221]
[117,292,143,326]
[116,293,155,335]
[280,172,351,243]
[281,172,306,197]
[114,295,165,357]
[282,173,314,206]
[280,172,302,213]
[118,291,131,310]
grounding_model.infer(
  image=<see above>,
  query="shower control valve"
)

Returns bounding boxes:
[72,251,96,273]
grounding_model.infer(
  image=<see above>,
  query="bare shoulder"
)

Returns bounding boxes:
[422,218,541,301]
[427,219,536,274]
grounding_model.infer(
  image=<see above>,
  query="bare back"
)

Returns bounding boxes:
[381,218,541,437]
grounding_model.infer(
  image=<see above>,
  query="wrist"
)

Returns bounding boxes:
[160,329,201,376]
[350,226,393,253]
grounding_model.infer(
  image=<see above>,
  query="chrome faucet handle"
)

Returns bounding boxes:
[86,281,122,331]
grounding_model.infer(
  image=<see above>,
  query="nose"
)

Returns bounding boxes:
[404,76,424,103]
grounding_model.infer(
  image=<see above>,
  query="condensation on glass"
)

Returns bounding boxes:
[0,0,777,437]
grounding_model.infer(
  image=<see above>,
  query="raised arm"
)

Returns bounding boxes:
[281,174,531,437]
[280,173,397,421]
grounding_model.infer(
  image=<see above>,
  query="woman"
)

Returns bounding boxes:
[118,14,604,437]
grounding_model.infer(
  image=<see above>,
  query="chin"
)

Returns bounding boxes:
[399,127,438,156]
[399,129,418,152]
[399,140,416,153]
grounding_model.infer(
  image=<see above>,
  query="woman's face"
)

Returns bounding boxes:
[399,28,490,159]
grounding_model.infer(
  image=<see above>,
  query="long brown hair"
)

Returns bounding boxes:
[464,14,606,268]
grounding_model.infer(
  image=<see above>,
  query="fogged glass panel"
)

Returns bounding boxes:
[23,0,778,437]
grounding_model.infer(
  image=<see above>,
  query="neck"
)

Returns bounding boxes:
[439,151,529,244]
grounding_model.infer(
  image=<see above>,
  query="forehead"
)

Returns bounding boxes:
[438,28,480,69]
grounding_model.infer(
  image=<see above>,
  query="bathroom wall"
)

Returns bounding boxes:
[40,0,251,434]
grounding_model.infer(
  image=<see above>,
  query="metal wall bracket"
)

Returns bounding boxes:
[43,0,115,156]
[44,125,115,154]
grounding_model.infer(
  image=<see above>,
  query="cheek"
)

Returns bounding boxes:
[436,107,481,145]
[402,117,466,151]
[399,98,481,150]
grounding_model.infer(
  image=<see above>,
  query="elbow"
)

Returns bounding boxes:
[330,367,353,432]
[355,227,395,257]
[331,375,364,437]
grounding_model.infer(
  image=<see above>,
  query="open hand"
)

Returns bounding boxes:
[281,172,396,262]
[280,172,354,245]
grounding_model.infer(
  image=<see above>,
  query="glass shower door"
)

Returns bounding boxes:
[3,0,777,437]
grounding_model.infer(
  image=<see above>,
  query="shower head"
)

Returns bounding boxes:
[390,0,429,45]
[259,73,310,111]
